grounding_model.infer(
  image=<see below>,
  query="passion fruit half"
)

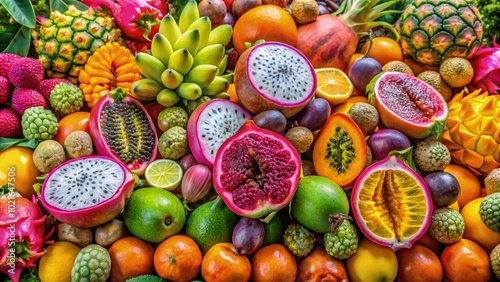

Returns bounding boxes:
[351,156,433,251]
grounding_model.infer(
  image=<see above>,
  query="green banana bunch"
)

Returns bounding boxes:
[133,0,234,105]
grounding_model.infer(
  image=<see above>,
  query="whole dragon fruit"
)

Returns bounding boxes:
[0,190,47,282]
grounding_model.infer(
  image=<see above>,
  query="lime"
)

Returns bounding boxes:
[261,212,284,246]
[144,159,183,190]
[290,175,349,233]
[186,197,238,253]
[123,187,186,243]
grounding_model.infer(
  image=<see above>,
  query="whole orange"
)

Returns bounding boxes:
[232,5,298,56]
[440,238,491,282]
[251,244,297,282]
[413,230,441,255]
[53,111,90,145]
[297,247,348,282]
[154,234,203,282]
[201,242,251,282]
[0,147,41,199]
[461,197,500,253]
[360,37,403,67]
[108,237,155,282]
[444,164,481,210]
[396,244,443,282]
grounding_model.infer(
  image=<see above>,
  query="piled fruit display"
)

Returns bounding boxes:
[2,0,500,281]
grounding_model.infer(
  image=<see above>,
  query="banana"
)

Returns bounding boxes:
[177,82,202,100]
[131,78,164,101]
[167,48,194,76]
[178,0,200,33]
[161,68,184,89]
[151,33,173,67]
[219,72,234,84]
[192,44,225,67]
[187,16,211,49]
[135,52,166,83]
[201,76,230,96]
[185,64,218,88]
[217,54,228,75]
[207,24,233,47]
[159,14,182,46]
[173,29,201,57]
[156,88,181,107]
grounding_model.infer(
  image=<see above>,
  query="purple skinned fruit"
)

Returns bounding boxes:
[348,57,382,93]
[232,217,265,255]
[367,129,411,161]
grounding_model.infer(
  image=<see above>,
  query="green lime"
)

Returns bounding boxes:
[123,187,186,243]
[291,175,350,233]
[186,197,238,253]
[261,212,284,246]
[144,159,183,190]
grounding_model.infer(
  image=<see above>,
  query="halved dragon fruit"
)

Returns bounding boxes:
[234,41,316,118]
[212,120,301,218]
[40,156,135,228]
[367,72,449,139]
[187,99,252,168]
[89,88,158,175]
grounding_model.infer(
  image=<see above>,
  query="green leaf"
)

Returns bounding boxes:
[0,138,39,151]
[50,0,88,13]
[388,146,420,174]
[0,24,31,56]
[430,119,446,139]
[0,0,35,28]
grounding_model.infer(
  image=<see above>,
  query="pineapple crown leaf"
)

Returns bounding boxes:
[337,0,403,38]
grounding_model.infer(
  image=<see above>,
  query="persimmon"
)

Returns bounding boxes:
[201,243,251,282]
[108,237,155,282]
[440,238,491,282]
[397,244,443,282]
[251,244,297,282]
[297,247,348,282]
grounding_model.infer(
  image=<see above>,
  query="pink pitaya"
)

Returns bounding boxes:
[0,193,46,282]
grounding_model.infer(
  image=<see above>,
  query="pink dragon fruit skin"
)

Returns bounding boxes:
[0,195,46,282]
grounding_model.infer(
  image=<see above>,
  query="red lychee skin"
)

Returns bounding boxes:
[37,78,72,101]
[11,88,48,115]
[0,108,22,137]
[0,53,21,78]
[8,57,45,89]
[226,48,239,71]
[0,76,13,104]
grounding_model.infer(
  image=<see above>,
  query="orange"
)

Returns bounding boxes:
[108,237,155,282]
[232,5,298,56]
[314,68,354,106]
[154,234,202,282]
[53,111,90,145]
[331,96,368,114]
[396,244,443,282]
[226,83,240,105]
[360,37,403,67]
[444,164,481,210]
[201,242,251,282]
[297,247,348,282]
[440,238,491,282]
[449,200,460,212]
[413,230,442,255]
[461,197,500,253]
[0,147,41,199]
[403,57,440,76]
[251,244,297,282]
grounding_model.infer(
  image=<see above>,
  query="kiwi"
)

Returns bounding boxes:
[33,140,66,173]
[285,126,314,153]
[347,102,379,136]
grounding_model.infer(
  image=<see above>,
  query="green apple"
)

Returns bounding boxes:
[123,187,186,243]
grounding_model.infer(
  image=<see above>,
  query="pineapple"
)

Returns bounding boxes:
[32,5,122,84]
[397,0,483,66]
[442,89,500,176]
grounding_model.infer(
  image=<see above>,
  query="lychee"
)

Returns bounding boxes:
[0,76,13,104]
[11,88,48,115]
[0,53,21,78]
[37,78,72,101]
[0,108,22,138]
[8,57,45,89]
